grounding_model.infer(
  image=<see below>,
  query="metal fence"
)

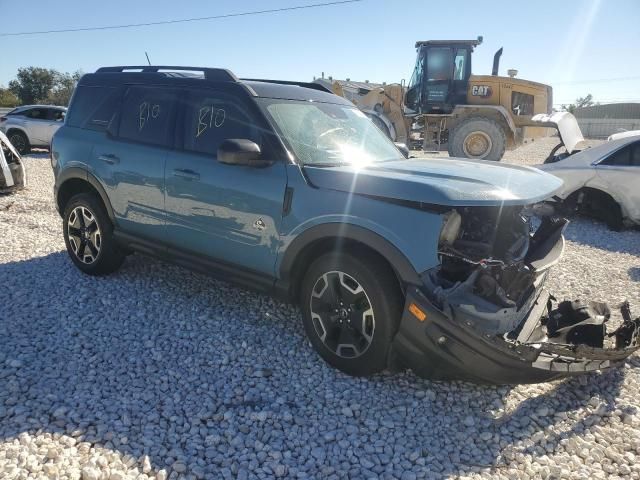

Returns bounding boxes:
[577,119,640,139]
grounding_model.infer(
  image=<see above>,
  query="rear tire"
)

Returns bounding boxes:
[63,193,125,275]
[299,251,403,376]
[8,131,30,155]
[448,117,506,161]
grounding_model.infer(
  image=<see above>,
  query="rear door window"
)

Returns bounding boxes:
[182,91,261,156]
[118,86,177,147]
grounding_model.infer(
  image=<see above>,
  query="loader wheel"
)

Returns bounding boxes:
[448,118,506,161]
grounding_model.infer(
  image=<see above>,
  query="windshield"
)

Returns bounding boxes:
[259,99,405,166]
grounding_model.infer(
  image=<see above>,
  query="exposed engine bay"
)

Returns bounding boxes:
[433,204,566,311]
[410,202,640,378]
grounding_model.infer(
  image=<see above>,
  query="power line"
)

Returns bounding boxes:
[551,76,640,85]
[0,0,363,37]
[553,99,640,106]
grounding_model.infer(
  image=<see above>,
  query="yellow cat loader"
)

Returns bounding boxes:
[331,37,583,161]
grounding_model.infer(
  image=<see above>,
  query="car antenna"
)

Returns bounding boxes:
[145,52,151,65]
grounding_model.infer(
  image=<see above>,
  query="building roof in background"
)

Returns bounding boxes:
[573,103,640,119]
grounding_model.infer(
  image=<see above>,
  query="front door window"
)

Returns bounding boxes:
[426,47,453,81]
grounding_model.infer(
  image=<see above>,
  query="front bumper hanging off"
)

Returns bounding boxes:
[391,287,640,385]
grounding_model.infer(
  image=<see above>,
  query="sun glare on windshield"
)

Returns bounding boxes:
[261,99,404,167]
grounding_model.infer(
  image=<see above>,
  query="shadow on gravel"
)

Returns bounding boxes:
[27,152,50,158]
[0,251,636,478]
[629,267,640,282]
[563,217,640,256]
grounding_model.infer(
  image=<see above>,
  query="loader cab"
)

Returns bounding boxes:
[405,38,481,114]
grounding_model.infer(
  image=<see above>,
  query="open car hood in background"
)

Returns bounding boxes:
[531,111,585,154]
[304,158,563,207]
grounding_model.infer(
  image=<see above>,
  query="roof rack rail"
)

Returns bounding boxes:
[241,78,332,94]
[95,66,238,82]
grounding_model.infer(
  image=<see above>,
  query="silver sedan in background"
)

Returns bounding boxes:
[538,136,640,230]
[0,105,66,154]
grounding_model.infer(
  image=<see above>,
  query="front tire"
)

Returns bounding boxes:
[448,117,506,161]
[300,251,403,376]
[568,188,624,231]
[63,193,125,275]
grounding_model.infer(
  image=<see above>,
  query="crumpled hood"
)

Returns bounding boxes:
[303,157,563,207]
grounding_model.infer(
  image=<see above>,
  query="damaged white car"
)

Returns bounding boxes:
[538,136,640,229]
[0,130,26,193]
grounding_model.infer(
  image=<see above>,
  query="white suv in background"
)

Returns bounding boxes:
[0,105,67,154]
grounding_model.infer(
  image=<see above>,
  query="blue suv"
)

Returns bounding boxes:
[51,66,639,384]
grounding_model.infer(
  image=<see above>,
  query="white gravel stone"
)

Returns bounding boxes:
[0,145,638,479]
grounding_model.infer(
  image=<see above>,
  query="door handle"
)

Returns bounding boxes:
[172,168,200,181]
[98,154,120,165]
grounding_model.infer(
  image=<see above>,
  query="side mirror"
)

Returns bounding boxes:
[395,142,410,159]
[218,139,270,167]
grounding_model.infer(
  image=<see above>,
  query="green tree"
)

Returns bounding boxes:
[46,70,83,106]
[0,87,19,107]
[8,67,57,104]
[576,94,595,109]
[562,93,595,114]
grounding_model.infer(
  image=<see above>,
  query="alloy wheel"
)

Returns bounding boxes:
[9,134,26,154]
[67,206,102,264]
[309,271,375,358]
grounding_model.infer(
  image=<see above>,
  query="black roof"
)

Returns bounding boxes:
[415,38,483,49]
[242,80,350,104]
[83,66,351,105]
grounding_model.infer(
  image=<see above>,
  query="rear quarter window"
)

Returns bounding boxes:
[631,142,640,166]
[601,145,631,166]
[66,85,120,131]
[117,86,177,147]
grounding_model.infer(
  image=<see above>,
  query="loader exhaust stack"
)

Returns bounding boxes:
[492,47,503,76]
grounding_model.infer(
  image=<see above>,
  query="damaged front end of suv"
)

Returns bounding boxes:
[303,155,638,383]
[393,201,640,384]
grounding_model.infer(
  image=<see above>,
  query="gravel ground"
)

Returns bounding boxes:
[0,143,639,480]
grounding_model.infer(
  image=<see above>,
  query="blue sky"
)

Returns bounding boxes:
[1,0,638,107]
